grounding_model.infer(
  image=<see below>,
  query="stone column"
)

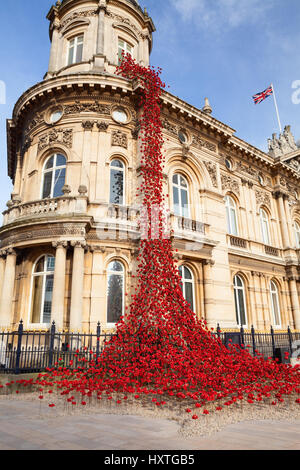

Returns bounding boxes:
[284,196,294,247]
[96,1,107,55]
[275,192,290,248]
[48,22,60,75]
[51,242,68,330]
[69,241,86,332]
[0,253,6,297]
[250,272,261,329]
[0,249,17,328]
[202,260,216,327]
[288,276,300,330]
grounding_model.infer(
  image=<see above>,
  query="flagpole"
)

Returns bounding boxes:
[271,83,282,134]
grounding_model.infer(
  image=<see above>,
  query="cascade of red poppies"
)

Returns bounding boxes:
[32,56,299,414]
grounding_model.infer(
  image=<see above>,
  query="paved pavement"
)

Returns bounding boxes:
[0,398,299,450]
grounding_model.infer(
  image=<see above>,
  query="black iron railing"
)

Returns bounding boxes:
[0,321,299,375]
[0,321,114,375]
[214,324,300,362]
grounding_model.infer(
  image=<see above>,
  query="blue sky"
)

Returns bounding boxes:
[0,0,300,213]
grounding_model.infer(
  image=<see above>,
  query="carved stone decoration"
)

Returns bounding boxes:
[58,9,98,31]
[24,112,44,135]
[221,174,240,195]
[268,125,298,157]
[0,224,87,249]
[38,128,73,151]
[78,185,88,196]
[97,121,109,132]
[192,136,217,153]
[106,11,148,40]
[21,136,32,155]
[203,161,218,188]
[182,145,190,160]
[161,119,178,136]
[64,101,111,116]
[255,189,271,208]
[82,121,95,130]
[236,161,258,179]
[111,130,128,149]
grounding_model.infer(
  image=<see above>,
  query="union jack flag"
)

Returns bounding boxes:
[252,85,273,104]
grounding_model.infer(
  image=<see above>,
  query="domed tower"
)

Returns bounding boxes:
[46,0,155,78]
[1,0,155,333]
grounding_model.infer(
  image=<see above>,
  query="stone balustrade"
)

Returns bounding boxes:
[2,196,88,226]
[229,235,248,249]
[264,245,280,257]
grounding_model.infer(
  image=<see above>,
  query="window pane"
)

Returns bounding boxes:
[181,189,189,218]
[109,261,123,273]
[35,257,45,274]
[234,290,240,325]
[172,174,179,185]
[45,157,54,170]
[111,159,123,169]
[53,168,66,198]
[237,289,246,326]
[107,274,123,324]
[185,282,194,311]
[68,44,74,65]
[47,256,55,272]
[56,154,66,167]
[110,169,124,205]
[31,276,44,323]
[184,267,192,280]
[76,43,83,63]
[42,172,53,199]
[173,187,180,216]
[42,275,54,324]
[180,176,187,188]
[271,292,280,326]
[230,208,238,235]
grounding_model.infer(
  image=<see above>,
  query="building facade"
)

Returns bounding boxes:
[1,0,300,334]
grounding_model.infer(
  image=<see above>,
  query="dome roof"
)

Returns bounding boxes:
[60,0,143,14]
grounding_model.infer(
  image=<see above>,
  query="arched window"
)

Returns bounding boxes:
[295,221,300,248]
[179,265,195,312]
[30,255,55,325]
[118,39,133,65]
[233,275,247,327]
[110,159,125,205]
[68,34,84,65]
[42,154,66,199]
[107,261,125,325]
[270,280,281,327]
[172,173,190,218]
[225,195,239,236]
[260,208,271,245]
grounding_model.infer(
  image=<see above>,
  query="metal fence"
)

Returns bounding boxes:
[215,324,300,362]
[0,321,299,375]
[0,321,114,375]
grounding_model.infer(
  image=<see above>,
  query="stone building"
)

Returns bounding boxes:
[1,0,300,334]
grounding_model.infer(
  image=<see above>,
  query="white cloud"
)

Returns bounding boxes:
[170,0,273,30]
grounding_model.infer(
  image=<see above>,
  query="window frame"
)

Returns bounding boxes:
[225,195,239,236]
[172,173,190,218]
[109,159,125,206]
[233,274,248,327]
[67,34,84,66]
[270,280,282,328]
[295,221,300,248]
[106,260,125,328]
[260,207,271,246]
[41,154,67,200]
[118,38,133,65]
[179,265,195,313]
[28,255,55,328]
